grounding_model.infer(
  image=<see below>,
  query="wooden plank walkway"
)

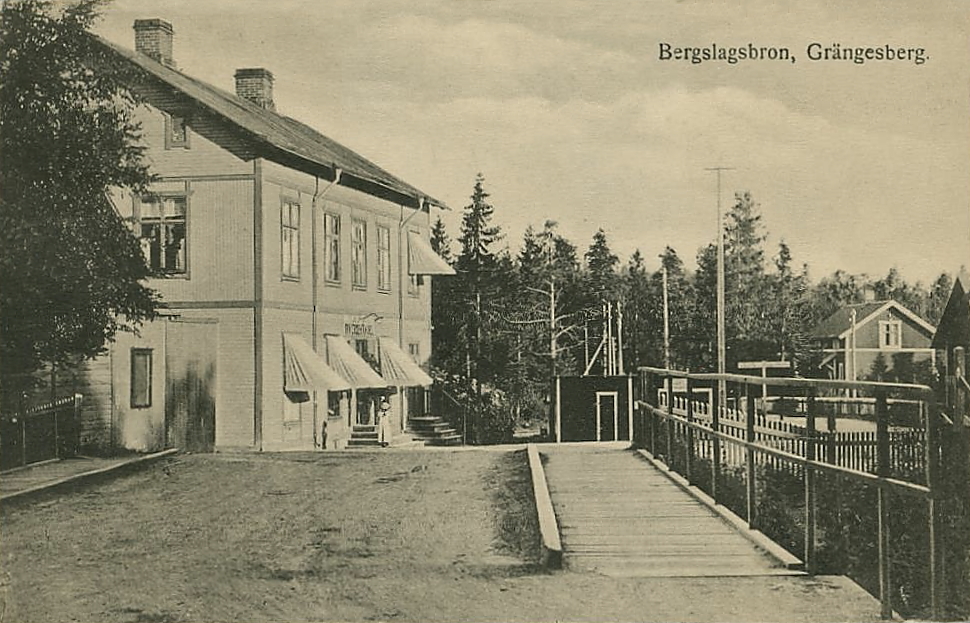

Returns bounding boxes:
[542,442,799,577]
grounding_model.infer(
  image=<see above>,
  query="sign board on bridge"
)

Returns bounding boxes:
[672,378,687,392]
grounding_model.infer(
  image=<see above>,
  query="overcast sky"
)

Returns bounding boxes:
[93,0,970,285]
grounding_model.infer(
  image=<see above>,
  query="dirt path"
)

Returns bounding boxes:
[1,448,882,622]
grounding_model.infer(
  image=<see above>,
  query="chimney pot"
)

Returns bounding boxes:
[234,68,275,111]
[133,19,175,68]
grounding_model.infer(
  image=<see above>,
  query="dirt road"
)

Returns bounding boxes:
[1,448,882,622]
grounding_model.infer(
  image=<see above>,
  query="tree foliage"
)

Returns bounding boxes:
[0,0,157,401]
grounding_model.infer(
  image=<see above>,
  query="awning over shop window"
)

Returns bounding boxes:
[325,335,388,389]
[378,338,433,387]
[283,334,351,393]
[408,231,455,275]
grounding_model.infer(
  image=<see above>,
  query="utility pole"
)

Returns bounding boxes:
[706,166,734,411]
[550,279,557,377]
[617,300,624,375]
[662,265,671,369]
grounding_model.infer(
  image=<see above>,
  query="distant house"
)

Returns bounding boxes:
[67,19,453,453]
[809,299,936,381]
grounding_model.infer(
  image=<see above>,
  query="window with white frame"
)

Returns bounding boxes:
[879,320,902,349]
[281,200,300,280]
[324,212,340,283]
[377,225,391,292]
[352,218,367,288]
[140,195,187,275]
[130,348,152,408]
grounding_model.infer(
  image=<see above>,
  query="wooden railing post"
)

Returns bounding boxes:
[649,374,657,454]
[712,379,721,504]
[665,375,674,465]
[745,382,757,529]
[924,396,942,620]
[875,389,892,619]
[686,376,695,483]
[805,387,817,574]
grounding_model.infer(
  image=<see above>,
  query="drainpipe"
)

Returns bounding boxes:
[311,167,342,447]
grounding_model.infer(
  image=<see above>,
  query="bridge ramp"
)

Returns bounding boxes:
[542,442,800,578]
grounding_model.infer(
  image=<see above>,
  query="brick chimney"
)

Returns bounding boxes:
[234,68,275,111]
[133,19,175,68]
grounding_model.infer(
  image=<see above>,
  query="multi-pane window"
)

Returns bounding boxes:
[352,219,367,288]
[377,225,391,292]
[165,114,189,149]
[130,349,152,408]
[281,201,300,279]
[140,195,187,275]
[324,213,341,283]
[879,320,902,349]
[408,342,420,362]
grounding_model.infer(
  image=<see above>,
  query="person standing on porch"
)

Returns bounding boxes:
[378,397,392,447]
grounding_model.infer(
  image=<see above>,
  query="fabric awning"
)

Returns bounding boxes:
[408,231,455,275]
[378,338,433,387]
[325,335,388,389]
[283,334,351,393]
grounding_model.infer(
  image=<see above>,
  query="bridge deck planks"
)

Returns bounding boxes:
[542,443,796,578]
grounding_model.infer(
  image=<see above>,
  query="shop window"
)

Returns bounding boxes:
[140,195,187,275]
[130,349,153,408]
[281,200,300,280]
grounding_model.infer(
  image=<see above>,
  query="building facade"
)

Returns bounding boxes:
[809,299,936,382]
[73,19,451,453]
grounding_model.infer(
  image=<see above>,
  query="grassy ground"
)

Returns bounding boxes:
[1,447,883,623]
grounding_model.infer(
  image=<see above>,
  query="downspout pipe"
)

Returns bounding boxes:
[311,167,342,448]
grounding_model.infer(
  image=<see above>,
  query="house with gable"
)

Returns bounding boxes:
[71,18,453,453]
[809,297,936,382]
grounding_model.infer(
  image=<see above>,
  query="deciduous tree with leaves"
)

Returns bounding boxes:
[0,0,158,406]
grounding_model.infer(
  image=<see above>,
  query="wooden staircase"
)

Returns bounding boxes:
[347,424,382,448]
[407,416,462,446]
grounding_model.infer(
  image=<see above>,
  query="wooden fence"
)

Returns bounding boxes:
[1,394,82,471]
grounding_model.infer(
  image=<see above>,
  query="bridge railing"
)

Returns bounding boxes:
[635,367,949,620]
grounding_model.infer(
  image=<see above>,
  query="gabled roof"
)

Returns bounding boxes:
[809,300,935,339]
[91,35,445,211]
[931,276,970,349]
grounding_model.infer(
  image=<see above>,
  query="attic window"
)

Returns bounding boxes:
[879,320,902,349]
[165,114,190,149]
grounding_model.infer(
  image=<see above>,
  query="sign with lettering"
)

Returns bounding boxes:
[344,322,375,337]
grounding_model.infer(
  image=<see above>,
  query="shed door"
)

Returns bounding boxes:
[596,391,619,441]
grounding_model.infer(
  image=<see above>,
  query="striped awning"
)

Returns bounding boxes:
[325,335,388,389]
[408,231,455,275]
[379,338,433,387]
[283,334,351,393]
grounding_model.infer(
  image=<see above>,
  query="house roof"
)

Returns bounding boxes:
[809,300,935,339]
[931,276,970,349]
[91,35,445,211]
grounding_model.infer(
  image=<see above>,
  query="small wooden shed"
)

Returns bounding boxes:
[551,376,634,443]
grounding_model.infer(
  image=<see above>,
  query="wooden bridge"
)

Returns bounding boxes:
[536,366,970,621]
[542,442,800,578]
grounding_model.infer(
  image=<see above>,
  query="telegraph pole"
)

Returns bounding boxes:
[705,167,734,410]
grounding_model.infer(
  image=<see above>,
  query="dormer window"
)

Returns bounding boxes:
[165,114,190,149]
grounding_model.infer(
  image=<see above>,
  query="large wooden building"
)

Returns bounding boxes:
[73,19,452,453]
